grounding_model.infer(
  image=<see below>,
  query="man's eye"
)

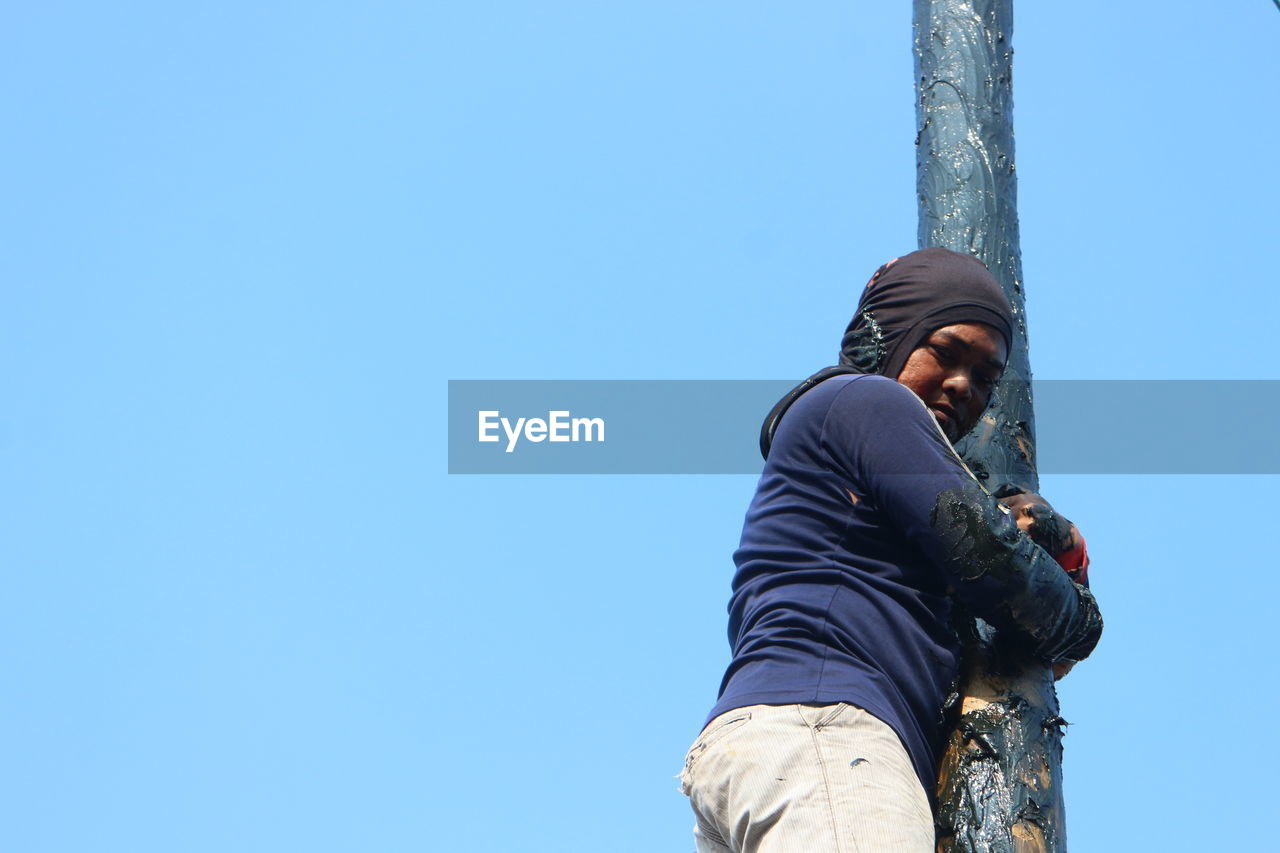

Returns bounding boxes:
[932,346,955,363]
[976,374,998,390]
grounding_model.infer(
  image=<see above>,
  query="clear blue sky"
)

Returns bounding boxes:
[4,3,1277,851]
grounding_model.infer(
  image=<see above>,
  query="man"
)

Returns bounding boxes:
[679,248,1101,853]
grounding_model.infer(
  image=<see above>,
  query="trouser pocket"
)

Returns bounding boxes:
[679,709,753,795]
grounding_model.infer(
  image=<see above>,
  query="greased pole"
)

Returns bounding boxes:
[914,2,1069,850]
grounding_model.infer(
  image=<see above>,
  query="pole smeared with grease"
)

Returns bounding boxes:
[914,2,1070,850]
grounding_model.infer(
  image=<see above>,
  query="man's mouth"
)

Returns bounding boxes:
[930,404,959,438]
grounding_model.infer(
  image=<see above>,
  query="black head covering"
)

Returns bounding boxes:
[760,247,1015,459]
[838,247,1014,378]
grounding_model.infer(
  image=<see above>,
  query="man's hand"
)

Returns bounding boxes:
[994,486,1089,586]
[994,485,1093,678]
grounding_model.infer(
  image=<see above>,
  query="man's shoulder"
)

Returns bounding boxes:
[792,374,938,451]
[770,373,933,456]
[799,373,922,416]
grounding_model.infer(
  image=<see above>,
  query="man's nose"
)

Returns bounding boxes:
[943,372,972,401]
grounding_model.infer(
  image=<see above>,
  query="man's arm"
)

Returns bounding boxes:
[821,376,1102,663]
[929,481,1101,663]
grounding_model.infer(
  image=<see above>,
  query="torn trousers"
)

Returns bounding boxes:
[679,703,934,853]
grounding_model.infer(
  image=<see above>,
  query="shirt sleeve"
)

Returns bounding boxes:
[819,376,1102,662]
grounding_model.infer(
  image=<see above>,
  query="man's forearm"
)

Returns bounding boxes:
[930,483,1103,662]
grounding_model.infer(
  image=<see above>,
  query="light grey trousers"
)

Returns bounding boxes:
[679,703,935,853]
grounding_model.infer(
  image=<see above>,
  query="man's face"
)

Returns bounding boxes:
[895,323,1008,442]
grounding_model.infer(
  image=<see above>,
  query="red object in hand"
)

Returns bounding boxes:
[994,487,1091,587]
[1055,536,1089,587]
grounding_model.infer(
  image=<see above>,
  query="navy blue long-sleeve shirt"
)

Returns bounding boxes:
[706,374,1101,793]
